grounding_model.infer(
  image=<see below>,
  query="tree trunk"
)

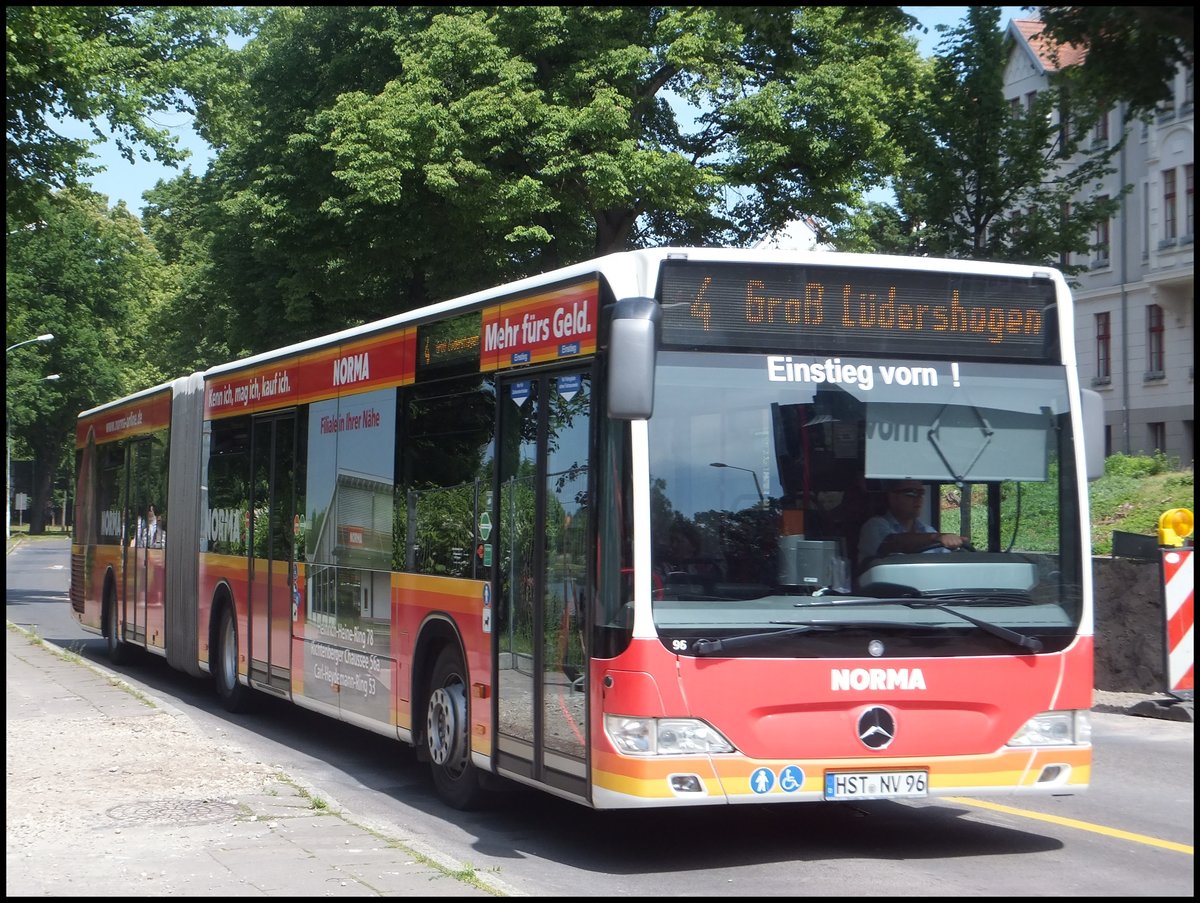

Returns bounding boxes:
[28,449,57,535]
[594,208,638,255]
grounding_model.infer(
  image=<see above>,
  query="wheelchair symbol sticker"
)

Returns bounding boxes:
[750,767,775,794]
[779,765,805,792]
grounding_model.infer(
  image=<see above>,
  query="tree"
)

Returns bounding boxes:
[6,188,167,534]
[835,6,1122,271]
[5,6,251,225]
[165,6,922,357]
[1034,6,1194,117]
[139,170,240,375]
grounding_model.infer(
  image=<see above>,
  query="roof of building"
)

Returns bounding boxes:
[1010,18,1088,74]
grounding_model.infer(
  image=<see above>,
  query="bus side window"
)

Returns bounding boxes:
[397,376,496,579]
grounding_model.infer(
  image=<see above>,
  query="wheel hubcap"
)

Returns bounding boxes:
[427,682,468,773]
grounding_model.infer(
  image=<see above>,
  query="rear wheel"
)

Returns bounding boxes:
[426,646,483,809]
[213,604,251,713]
[103,590,128,665]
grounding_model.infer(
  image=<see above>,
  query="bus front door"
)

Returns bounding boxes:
[248,412,297,695]
[495,368,591,799]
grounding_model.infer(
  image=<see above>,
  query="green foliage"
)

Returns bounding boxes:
[7,187,168,532]
[140,172,240,374]
[1090,465,1194,553]
[1037,7,1194,118]
[835,6,1125,273]
[155,6,922,357]
[1087,454,1190,555]
[5,6,250,224]
[939,456,1194,556]
[1103,450,1177,478]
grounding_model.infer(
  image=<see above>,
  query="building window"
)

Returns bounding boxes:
[1092,110,1109,146]
[1143,186,1151,259]
[1163,169,1178,242]
[1025,90,1038,113]
[1009,96,1021,118]
[1093,197,1110,266]
[1149,422,1166,454]
[1186,164,1195,241]
[1147,304,1165,375]
[1095,312,1111,381]
[1057,88,1072,150]
[1059,201,1072,269]
[1157,85,1176,121]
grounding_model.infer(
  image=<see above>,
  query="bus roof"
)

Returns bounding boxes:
[80,247,1069,415]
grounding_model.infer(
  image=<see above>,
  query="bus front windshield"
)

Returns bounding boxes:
[646,351,1086,659]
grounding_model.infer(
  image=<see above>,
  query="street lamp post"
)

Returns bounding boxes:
[710,461,765,506]
[5,333,54,355]
[6,333,55,539]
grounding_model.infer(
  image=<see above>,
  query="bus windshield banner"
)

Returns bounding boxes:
[658,260,1059,362]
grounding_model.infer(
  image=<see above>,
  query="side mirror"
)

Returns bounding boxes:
[607,297,660,420]
[1080,388,1105,481]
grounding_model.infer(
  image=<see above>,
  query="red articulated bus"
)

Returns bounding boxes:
[71,247,1104,809]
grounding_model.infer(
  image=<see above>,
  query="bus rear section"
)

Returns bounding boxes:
[71,387,174,663]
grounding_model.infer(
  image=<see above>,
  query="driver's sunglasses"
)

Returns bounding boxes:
[891,489,925,498]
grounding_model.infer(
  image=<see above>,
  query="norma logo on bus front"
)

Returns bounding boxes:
[831,668,926,691]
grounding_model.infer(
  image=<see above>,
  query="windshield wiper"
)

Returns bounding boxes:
[920,591,1035,606]
[689,620,911,656]
[798,596,1044,653]
[916,601,1043,652]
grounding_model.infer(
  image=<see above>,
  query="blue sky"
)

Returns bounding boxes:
[65,6,1027,212]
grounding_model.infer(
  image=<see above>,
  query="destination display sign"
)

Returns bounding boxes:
[658,260,1059,362]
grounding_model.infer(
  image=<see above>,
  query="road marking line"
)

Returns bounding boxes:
[946,797,1193,854]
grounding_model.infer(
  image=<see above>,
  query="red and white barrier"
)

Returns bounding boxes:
[1161,548,1194,697]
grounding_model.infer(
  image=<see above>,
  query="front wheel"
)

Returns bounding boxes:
[213,604,252,713]
[426,646,484,809]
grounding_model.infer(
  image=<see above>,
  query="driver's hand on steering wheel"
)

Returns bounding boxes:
[938,533,969,550]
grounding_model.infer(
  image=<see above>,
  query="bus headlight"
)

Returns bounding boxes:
[604,715,734,755]
[1007,710,1091,747]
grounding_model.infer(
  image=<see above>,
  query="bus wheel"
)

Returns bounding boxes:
[103,591,127,665]
[426,647,483,809]
[214,605,251,713]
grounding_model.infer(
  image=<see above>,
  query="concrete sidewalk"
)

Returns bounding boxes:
[5,624,518,897]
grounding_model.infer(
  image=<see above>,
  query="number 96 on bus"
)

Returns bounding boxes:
[823,770,928,800]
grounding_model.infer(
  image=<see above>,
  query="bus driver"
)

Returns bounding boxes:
[857,479,968,568]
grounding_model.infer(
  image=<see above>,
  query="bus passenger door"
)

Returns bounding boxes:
[248,412,296,694]
[495,368,591,797]
[122,437,157,646]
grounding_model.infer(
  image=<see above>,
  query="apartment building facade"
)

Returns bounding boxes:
[1005,18,1195,467]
